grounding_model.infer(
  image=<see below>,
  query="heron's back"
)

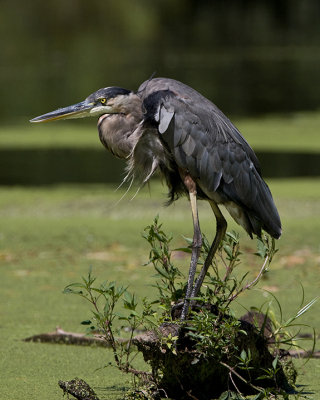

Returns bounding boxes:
[138,78,281,239]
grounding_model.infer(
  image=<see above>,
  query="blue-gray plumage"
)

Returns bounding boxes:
[138,78,280,239]
[30,77,281,320]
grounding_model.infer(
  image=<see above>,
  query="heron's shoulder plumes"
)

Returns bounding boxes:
[142,90,175,125]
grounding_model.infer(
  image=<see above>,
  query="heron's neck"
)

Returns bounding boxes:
[98,94,143,159]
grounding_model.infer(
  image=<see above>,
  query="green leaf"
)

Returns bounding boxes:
[252,392,265,400]
[154,265,170,279]
[91,287,106,295]
[272,355,278,370]
[174,247,192,254]
[182,235,193,245]
[81,320,92,325]
[240,349,247,361]
[123,290,133,304]
[218,392,229,400]
[92,311,101,321]
[295,296,319,318]
[63,287,83,295]
[118,316,130,321]
[223,244,233,259]
[65,282,85,289]
[255,238,267,258]
[113,312,125,319]
[226,231,239,243]
[256,374,271,380]
[154,232,164,241]
[189,296,203,302]
[103,301,110,314]
[63,287,74,294]
[129,310,139,317]
[116,286,127,297]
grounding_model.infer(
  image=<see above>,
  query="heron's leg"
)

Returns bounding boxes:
[191,201,227,298]
[180,178,202,321]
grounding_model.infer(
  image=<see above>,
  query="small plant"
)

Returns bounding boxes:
[64,217,318,399]
[64,269,151,377]
[187,306,241,360]
[142,215,185,312]
[248,290,318,358]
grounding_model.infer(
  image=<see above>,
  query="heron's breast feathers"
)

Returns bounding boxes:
[123,124,173,187]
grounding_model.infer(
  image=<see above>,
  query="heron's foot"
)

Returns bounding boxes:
[172,299,219,321]
[171,300,186,320]
[180,298,191,321]
[172,299,195,321]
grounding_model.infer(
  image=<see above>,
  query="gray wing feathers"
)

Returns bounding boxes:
[157,93,258,196]
[155,106,174,134]
[140,78,281,238]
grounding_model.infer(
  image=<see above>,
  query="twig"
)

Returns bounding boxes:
[227,255,269,304]
[228,371,243,396]
[89,290,122,368]
[176,377,199,400]
[220,361,263,393]
[120,365,152,378]
[186,390,199,400]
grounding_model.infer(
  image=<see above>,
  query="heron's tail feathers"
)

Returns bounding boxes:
[243,180,282,239]
[223,178,281,240]
[252,179,282,239]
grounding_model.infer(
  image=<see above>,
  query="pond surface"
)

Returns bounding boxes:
[0,149,319,185]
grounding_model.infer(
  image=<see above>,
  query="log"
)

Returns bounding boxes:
[58,377,99,400]
[133,320,293,400]
[23,326,128,347]
[23,326,319,359]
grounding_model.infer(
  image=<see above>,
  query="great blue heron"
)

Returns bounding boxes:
[30,77,281,320]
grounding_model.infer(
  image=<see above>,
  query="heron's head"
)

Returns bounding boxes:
[30,87,134,123]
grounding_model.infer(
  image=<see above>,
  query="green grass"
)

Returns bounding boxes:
[236,111,320,152]
[2,111,320,151]
[0,124,100,149]
[0,179,320,399]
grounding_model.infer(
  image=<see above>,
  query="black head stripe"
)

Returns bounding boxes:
[87,87,131,102]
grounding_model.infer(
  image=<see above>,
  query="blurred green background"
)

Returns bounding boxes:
[1,1,320,399]
[1,0,320,184]
[1,0,320,121]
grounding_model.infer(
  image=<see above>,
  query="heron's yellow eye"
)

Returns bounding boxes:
[100,98,107,104]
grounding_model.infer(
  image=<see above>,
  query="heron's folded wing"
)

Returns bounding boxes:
[142,86,281,238]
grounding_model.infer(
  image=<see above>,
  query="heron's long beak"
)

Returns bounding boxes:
[30,100,95,123]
